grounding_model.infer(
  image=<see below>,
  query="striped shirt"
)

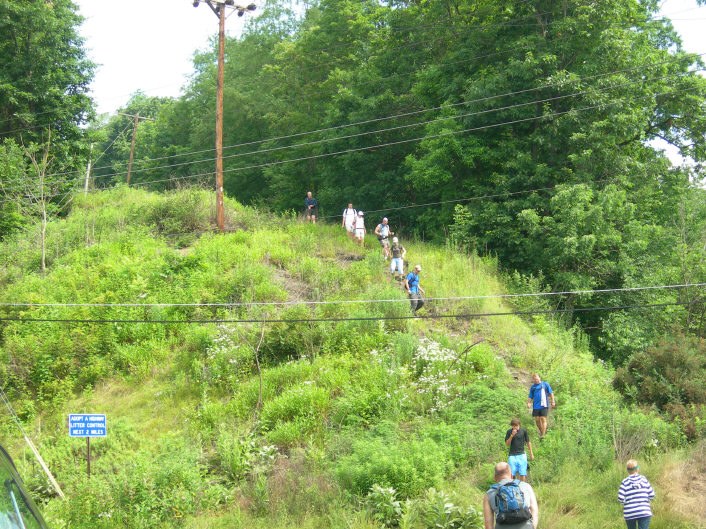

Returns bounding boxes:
[618,474,655,520]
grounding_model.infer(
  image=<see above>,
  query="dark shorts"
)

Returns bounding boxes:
[532,408,549,417]
[306,207,317,217]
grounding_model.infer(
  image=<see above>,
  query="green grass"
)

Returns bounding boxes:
[0,187,699,528]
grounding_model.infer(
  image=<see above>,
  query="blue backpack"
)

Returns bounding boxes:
[493,480,531,525]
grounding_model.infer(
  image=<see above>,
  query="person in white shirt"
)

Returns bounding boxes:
[342,203,357,239]
[354,211,366,247]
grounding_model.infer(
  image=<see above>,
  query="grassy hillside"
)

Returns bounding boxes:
[0,187,698,528]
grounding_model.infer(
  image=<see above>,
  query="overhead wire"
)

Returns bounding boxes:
[1,283,703,309]
[1,80,702,209]
[81,68,703,183]
[0,301,695,325]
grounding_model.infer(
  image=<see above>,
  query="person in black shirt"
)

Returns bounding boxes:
[505,418,534,482]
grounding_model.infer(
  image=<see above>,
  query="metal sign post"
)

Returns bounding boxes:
[68,414,106,478]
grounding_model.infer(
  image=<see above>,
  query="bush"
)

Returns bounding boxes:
[614,334,706,438]
[335,436,452,498]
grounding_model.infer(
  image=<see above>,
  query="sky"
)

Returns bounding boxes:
[75,0,706,116]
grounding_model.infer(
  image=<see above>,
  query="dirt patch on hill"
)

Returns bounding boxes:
[658,442,706,522]
[271,267,313,303]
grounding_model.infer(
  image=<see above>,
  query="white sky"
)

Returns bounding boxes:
[75,0,706,116]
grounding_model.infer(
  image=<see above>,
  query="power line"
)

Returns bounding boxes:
[3,80,701,209]
[1,284,702,309]
[83,69,702,183]
[80,51,706,181]
[0,301,693,325]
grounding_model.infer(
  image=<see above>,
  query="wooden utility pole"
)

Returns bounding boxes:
[126,113,140,186]
[215,6,226,231]
[193,0,257,232]
[84,143,94,195]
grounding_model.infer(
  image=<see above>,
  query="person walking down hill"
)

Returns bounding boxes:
[374,217,394,259]
[483,462,539,529]
[354,210,366,247]
[342,203,357,239]
[404,264,425,312]
[618,459,655,529]
[304,191,318,223]
[527,374,555,439]
[505,418,534,482]
[389,237,406,280]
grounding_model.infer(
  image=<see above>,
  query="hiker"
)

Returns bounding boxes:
[526,374,555,439]
[342,203,357,238]
[483,462,539,529]
[304,191,318,223]
[389,237,406,280]
[618,459,655,529]
[354,210,366,247]
[374,217,394,259]
[505,418,534,482]
[404,264,425,312]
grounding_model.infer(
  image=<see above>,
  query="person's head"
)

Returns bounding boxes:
[307,191,313,198]
[414,264,422,273]
[531,373,541,384]
[358,211,364,217]
[382,217,388,224]
[626,459,639,475]
[494,462,512,482]
[510,418,521,428]
[392,237,399,243]
[348,203,353,209]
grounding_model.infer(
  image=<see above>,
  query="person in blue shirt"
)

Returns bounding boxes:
[404,264,425,312]
[527,373,556,439]
[304,191,318,224]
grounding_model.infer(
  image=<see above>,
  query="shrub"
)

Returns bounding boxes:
[335,436,452,498]
[614,334,706,438]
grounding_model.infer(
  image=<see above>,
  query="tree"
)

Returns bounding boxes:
[0,0,94,145]
[0,133,79,272]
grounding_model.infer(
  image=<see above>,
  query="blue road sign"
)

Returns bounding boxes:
[68,414,107,438]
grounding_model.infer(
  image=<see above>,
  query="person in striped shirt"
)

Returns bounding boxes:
[618,459,655,529]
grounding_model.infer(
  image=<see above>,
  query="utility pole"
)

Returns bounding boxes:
[127,113,140,186]
[193,0,257,232]
[84,143,94,195]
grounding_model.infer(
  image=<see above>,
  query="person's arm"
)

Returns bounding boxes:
[401,247,406,258]
[527,439,534,460]
[404,277,410,292]
[529,488,539,529]
[374,224,381,236]
[548,384,556,408]
[527,388,533,411]
[482,494,495,529]
[505,429,515,447]
[342,210,346,227]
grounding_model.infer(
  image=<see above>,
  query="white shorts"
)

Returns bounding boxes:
[345,222,354,232]
[355,228,365,239]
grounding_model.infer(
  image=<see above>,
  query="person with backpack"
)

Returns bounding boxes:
[483,462,539,529]
[618,459,655,529]
[527,374,556,439]
[505,418,534,482]
[342,203,357,239]
[374,217,394,259]
[404,264,425,312]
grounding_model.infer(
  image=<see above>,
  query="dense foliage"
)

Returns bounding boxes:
[92,0,706,362]
[0,189,696,528]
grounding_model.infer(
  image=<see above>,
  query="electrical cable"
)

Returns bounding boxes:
[1,283,702,309]
[82,68,702,182]
[80,51,706,180]
[0,301,694,325]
